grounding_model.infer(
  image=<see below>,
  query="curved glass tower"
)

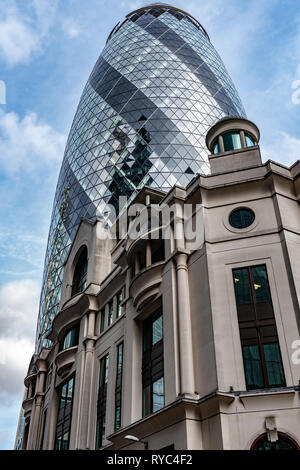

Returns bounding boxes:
[36,4,246,350]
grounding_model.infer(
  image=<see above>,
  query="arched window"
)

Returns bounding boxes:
[61,326,79,351]
[251,432,299,450]
[72,246,88,296]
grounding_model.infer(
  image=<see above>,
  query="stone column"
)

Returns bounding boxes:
[174,201,196,397]
[28,370,46,449]
[146,240,151,267]
[78,312,96,449]
[26,402,36,449]
[175,252,196,397]
[48,388,59,450]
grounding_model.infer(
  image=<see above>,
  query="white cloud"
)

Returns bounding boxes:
[0,1,58,67]
[62,18,82,38]
[0,7,39,67]
[0,279,39,341]
[0,110,66,174]
[0,279,37,410]
[261,131,300,166]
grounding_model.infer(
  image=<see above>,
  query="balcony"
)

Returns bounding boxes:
[129,262,164,312]
[55,346,78,377]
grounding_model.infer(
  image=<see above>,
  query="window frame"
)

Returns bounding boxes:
[108,299,114,326]
[142,309,164,417]
[60,325,79,351]
[96,354,109,449]
[72,246,88,296]
[54,375,75,451]
[232,265,286,390]
[114,342,124,431]
[229,208,255,230]
[116,290,123,319]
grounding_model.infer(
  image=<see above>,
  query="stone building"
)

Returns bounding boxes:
[21,117,300,450]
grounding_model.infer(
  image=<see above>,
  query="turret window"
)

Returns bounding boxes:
[245,133,255,148]
[212,130,256,155]
[223,131,241,152]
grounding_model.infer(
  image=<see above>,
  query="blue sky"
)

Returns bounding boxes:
[0,0,299,450]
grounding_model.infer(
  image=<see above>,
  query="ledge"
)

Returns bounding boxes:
[22,397,34,414]
[55,346,78,377]
[130,262,164,312]
[24,372,38,388]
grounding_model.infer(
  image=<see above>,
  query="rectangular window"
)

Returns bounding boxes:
[116,291,123,318]
[115,342,123,431]
[151,239,165,264]
[100,308,105,333]
[39,409,47,450]
[142,310,164,417]
[108,300,114,326]
[233,265,285,390]
[55,376,74,450]
[96,354,109,449]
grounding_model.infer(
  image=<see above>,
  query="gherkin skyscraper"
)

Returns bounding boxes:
[36,4,245,350]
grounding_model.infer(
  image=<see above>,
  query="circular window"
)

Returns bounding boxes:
[229,208,255,229]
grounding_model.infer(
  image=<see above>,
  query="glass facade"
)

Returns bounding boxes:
[36,4,246,350]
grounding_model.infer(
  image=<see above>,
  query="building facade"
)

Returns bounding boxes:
[36,3,246,352]
[21,117,300,450]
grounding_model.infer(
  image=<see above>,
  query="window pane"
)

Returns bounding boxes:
[100,354,109,386]
[96,415,106,449]
[105,355,109,383]
[72,247,88,295]
[230,209,255,229]
[100,309,105,333]
[152,315,163,345]
[108,300,114,325]
[143,384,151,417]
[67,377,74,402]
[117,343,123,375]
[117,291,123,318]
[245,133,255,148]
[101,413,106,444]
[223,132,241,152]
[95,418,101,449]
[63,327,79,350]
[233,269,251,305]
[55,436,61,450]
[251,266,271,303]
[60,383,67,409]
[264,344,285,387]
[243,345,264,389]
[153,377,164,412]
[115,406,121,430]
[61,432,69,450]
[213,141,220,154]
